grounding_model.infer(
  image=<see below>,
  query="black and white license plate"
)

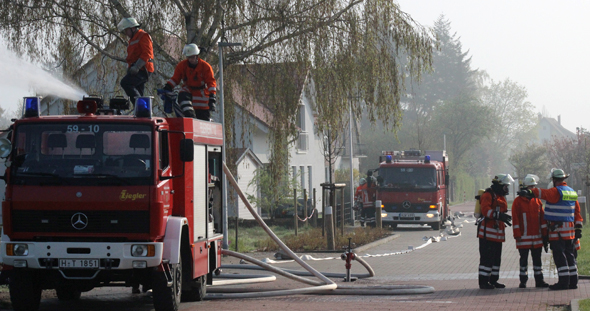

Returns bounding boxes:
[59,259,99,269]
[400,213,415,218]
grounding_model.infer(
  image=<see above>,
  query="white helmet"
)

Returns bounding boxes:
[522,174,539,187]
[359,178,366,185]
[494,174,514,186]
[117,17,140,32]
[183,44,200,57]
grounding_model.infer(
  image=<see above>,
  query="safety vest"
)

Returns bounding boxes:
[544,185,576,222]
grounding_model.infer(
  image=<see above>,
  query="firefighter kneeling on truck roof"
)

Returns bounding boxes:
[162,43,217,121]
[476,174,513,289]
[513,174,549,289]
[518,169,584,290]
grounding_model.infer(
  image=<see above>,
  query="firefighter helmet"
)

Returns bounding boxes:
[523,174,539,187]
[183,44,200,57]
[359,178,366,185]
[117,17,140,32]
[493,174,514,186]
[551,169,569,179]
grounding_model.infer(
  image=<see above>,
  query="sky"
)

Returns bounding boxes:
[1,1,589,133]
[396,0,590,134]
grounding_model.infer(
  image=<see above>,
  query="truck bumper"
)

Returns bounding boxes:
[382,211,441,225]
[1,241,163,270]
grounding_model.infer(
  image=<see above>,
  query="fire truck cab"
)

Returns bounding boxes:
[0,96,223,311]
[375,150,449,230]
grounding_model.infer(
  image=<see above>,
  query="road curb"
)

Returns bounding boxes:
[572,299,580,311]
[352,233,400,253]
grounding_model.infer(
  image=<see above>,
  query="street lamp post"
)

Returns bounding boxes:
[218,41,241,250]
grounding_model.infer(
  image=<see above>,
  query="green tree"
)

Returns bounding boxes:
[246,166,300,219]
[508,143,549,183]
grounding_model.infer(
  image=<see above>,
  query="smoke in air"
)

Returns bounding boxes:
[0,45,87,101]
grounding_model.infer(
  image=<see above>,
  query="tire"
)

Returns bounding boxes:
[56,286,82,301]
[152,261,182,311]
[431,222,440,230]
[181,275,206,302]
[9,269,42,311]
[391,223,398,230]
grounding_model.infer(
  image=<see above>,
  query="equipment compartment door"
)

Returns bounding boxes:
[193,145,207,241]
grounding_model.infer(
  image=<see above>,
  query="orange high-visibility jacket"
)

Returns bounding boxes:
[478,191,508,242]
[532,181,583,241]
[126,29,154,73]
[166,59,217,110]
[356,183,376,209]
[512,196,547,249]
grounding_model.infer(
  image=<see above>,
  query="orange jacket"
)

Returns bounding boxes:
[512,196,547,249]
[166,59,217,110]
[356,183,376,209]
[126,29,154,73]
[477,190,508,242]
[532,181,583,241]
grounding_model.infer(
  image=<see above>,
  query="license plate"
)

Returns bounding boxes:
[59,259,99,269]
[400,213,415,218]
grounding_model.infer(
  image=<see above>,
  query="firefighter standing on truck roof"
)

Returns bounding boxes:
[162,43,217,121]
[118,17,154,106]
[519,169,583,290]
[513,174,549,288]
[477,174,513,290]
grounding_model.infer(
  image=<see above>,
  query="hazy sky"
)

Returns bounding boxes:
[396,0,590,134]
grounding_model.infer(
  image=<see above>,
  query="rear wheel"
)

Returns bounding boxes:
[9,270,42,311]
[56,286,82,301]
[152,262,182,311]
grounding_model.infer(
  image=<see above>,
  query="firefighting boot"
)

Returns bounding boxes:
[491,282,506,288]
[534,275,549,288]
[549,276,570,291]
[519,266,528,288]
[478,276,494,290]
[569,274,578,289]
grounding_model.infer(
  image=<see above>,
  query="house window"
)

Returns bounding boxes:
[297,105,308,151]
[292,166,297,182]
[296,105,306,131]
[300,166,305,190]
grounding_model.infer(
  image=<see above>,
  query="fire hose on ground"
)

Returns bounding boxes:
[203,163,435,299]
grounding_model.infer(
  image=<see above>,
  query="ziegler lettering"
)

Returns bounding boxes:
[119,190,147,201]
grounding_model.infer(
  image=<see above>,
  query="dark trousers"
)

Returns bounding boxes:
[360,207,375,227]
[550,238,577,286]
[175,92,210,121]
[479,238,502,285]
[120,70,149,106]
[518,247,544,284]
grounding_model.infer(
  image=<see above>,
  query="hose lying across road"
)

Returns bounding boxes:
[204,163,435,299]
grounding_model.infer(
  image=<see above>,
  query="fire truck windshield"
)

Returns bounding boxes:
[378,167,436,190]
[11,123,153,185]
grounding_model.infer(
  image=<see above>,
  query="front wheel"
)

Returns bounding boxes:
[9,270,42,311]
[431,221,441,230]
[181,275,206,302]
[152,262,182,311]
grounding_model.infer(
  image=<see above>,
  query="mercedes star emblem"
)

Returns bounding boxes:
[71,212,89,230]
[402,201,411,209]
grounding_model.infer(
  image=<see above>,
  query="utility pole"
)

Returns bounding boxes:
[218,41,241,250]
[348,98,354,225]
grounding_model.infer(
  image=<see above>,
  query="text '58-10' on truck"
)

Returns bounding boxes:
[373,150,449,230]
[0,96,224,311]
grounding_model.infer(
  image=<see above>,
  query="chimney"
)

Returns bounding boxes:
[558,115,561,125]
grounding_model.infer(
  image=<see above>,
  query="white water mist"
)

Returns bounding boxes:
[0,45,87,101]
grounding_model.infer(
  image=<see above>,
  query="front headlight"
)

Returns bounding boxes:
[131,244,155,257]
[425,214,435,218]
[7,243,29,256]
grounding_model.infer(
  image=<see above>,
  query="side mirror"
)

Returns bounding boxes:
[445,174,450,186]
[180,138,194,162]
[0,138,11,158]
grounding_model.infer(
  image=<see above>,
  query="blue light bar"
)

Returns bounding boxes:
[23,97,41,118]
[424,155,431,163]
[135,97,152,118]
[386,155,392,163]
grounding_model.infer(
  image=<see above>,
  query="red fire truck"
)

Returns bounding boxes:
[375,150,449,230]
[0,96,224,311]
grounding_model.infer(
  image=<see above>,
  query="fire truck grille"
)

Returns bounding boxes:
[383,203,429,213]
[11,210,150,234]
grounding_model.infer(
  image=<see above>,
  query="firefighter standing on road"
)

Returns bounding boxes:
[356,171,377,227]
[354,178,366,226]
[162,44,217,121]
[520,169,584,290]
[118,17,154,106]
[477,174,513,289]
[513,174,549,288]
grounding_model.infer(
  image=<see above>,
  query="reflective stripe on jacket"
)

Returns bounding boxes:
[167,59,217,110]
[542,185,576,222]
[533,182,583,241]
[512,196,546,249]
[126,29,154,73]
[477,191,507,242]
[356,183,376,209]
